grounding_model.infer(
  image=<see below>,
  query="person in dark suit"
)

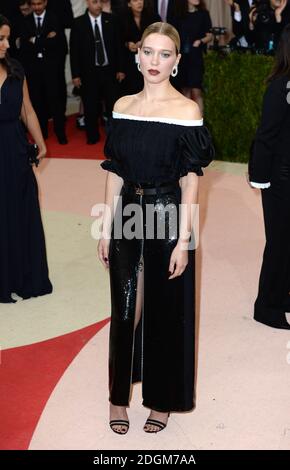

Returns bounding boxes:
[70,0,125,144]
[120,0,160,95]
[224,0,254,46]
[0,0,19,20]
[20,0,67,143]
[248,24,290,329]
[6,1,33,60]
[46,0,74,116]
[151,0,176,24]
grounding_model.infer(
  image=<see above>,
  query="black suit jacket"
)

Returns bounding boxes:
[47,0,74,56]
[249,76,290,184]
[281,3,290,28]
[20,11,62,64]
[231,0,252,42]
[70,11,125,79]
[152,0,176,25]
[47,0,74,29]
[0,0,19,20]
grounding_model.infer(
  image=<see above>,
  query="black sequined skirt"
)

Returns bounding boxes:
[108,180,195,412]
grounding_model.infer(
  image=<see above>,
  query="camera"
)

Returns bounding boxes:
[209,27,227,52]
[253,0,274,24]
[210,27,227,36]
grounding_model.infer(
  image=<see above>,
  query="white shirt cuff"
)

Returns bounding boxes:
[234,11,242,22]
[250,181,271,189]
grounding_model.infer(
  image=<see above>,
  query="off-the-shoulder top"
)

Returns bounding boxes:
[100,111,215,184]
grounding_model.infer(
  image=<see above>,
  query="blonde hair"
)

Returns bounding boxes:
[140,22,180,55]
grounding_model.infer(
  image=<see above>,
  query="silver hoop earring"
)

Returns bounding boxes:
[171,65,178,77]
[137,62,141,72]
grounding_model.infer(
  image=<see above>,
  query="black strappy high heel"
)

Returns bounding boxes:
[143,413,170,433]
[109,419,130,435]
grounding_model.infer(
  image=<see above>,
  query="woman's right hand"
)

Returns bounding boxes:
[98,237,110,269]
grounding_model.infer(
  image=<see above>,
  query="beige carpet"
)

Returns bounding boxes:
[1,159,290,450]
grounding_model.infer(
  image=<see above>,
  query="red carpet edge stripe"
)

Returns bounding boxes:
[0,318,110,450]
[45,114,106,160]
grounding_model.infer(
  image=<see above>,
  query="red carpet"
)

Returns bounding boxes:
[46,114,106,160]
[0,318,110,450]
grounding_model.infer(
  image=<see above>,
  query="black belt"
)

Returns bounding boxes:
[123,181,179,196]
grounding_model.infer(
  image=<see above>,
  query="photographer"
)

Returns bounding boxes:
[224,0,254,48]
[248,0,288,51]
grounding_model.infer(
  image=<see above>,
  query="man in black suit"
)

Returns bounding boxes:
[46,0,74,116]
[152,0,176,24]
[5,1,32,59]
[20,0,67,143]
[70,0,125,144]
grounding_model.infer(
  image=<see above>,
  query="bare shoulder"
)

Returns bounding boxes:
[113,95,137,114]
[179,97,202,120]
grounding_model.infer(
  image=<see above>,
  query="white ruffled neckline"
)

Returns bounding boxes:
[112,111,203,127]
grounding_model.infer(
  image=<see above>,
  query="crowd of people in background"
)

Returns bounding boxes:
[225,0,290,51]
[0,0,290,145]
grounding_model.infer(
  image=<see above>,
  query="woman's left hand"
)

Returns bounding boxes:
[168,242,188,280]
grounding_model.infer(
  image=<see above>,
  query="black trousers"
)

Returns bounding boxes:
[26,59,65,138]
[81,65,118,142]
[254,176,290,317]
[108,182,195,412]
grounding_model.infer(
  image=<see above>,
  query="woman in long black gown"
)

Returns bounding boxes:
[98,21,214,434]
[173,0,212,114]
[0,15,52,303]
[120,0,160,95]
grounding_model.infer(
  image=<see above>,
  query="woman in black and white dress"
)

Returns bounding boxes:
[98,21,214,434]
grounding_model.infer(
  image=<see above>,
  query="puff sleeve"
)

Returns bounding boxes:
[100,118,123,177]
[178,126,215,177]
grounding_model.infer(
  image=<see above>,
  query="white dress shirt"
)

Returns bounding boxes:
[33,11,46,29]
[88,12,109,66]
[33,11,46,57]
[234,0,254,23]
[233,0,254,48]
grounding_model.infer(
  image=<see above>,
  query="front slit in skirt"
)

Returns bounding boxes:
[108,181,195,412]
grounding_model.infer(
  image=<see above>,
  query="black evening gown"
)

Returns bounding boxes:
[101,112,214,412]
[120,10,161,96]
[174,10,212,90]
[0,62,52,303]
